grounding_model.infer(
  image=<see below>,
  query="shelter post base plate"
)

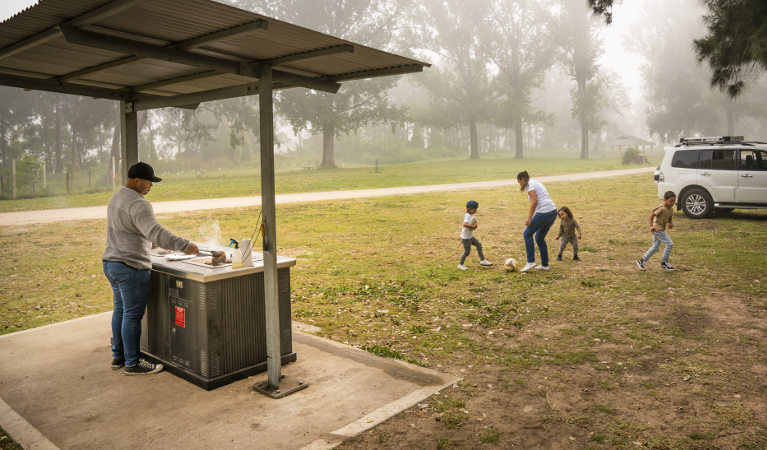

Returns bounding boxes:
[253,374,308,399]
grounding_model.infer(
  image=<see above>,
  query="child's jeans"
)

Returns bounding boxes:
[460,237,486,264]
[643,230,673,262]
[558,235,578,255]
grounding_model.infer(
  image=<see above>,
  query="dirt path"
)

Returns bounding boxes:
[0,167,652,226]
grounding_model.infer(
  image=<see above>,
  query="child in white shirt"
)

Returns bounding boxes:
[458,200,493,270]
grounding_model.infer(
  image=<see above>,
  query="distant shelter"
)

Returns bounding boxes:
[605,135,655,155]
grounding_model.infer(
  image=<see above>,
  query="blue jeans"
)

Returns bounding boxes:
[103,261,151,367]
[523,210,558,266]
[643,230,673,263]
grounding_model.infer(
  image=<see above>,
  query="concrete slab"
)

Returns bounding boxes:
[0,314,459,449]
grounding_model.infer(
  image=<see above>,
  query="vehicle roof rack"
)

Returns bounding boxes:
[678,136,744,145]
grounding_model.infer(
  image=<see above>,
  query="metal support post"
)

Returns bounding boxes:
[253,66,306,398]
[119,101,138,184]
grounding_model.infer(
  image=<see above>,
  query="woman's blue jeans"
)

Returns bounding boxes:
[523,210,558,266]
[103,261,151,367]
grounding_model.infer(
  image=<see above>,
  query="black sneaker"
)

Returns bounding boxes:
[636,259,646,270]
[111,358,125,369]
[573,255,581,261]
[661,262,675,271]
[556,254,563,261]
[124,359,164,376]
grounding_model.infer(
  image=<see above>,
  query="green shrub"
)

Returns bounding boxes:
[622,146,641,165]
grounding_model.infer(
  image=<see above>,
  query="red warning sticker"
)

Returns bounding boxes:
[174,306,185,328]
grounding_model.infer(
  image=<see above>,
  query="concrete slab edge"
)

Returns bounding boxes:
[301,379,461,450]
[0,312,112,340]
[0,397,58,450]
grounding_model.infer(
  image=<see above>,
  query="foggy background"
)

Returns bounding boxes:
[1,0,766,198]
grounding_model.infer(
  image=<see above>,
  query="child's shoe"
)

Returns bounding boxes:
[556,254,563,261]
[519,262,536,273]
[573,254,580,261]
[635,259,646,270]
[661,261,675,271]
[457,264,468,271]
[480,259,493,266]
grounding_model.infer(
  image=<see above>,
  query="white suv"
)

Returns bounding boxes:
[654,136,767,218]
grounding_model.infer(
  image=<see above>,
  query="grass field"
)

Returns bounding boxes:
[1,173,765,448]
[0,155,654,212]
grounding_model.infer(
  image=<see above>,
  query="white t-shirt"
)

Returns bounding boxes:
[526,179,556,214]
[460,212,476,239]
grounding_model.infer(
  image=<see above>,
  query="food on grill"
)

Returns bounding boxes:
[210,251,227,265]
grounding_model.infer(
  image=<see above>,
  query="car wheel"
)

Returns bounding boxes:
[682,188,713,219]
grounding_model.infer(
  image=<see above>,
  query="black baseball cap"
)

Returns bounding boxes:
[127,162,162,182]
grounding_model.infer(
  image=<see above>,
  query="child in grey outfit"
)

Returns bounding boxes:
[555,206,582,261]
[458,200,493,270]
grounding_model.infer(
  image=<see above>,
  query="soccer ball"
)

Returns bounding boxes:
[504,257,519,272]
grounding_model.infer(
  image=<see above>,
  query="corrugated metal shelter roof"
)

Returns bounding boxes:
[605,135,655,147]
[0,0,429,110]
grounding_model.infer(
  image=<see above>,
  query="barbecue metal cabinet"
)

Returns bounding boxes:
[141,253,297,390]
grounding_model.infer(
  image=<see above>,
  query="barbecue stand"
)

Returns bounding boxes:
[141,250,300,390]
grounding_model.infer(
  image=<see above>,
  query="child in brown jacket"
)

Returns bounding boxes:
[555,206,582,261]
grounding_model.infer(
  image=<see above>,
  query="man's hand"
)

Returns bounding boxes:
[668,223,673,229]
[650,226,656,232]
[577,234,581,239]
[555,236,560,240]
[525,218,532,226]
[185,243,200,255]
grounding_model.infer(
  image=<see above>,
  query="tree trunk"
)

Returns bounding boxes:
[593,132,601,158]
[138,110,148,137]
[321,124,336,168]
[469,118,479,159]
[54,96,62,173]
[726,99,734,135]
[71,130,79,173]
[580,117,589,160]
[109,106,121,187]
[0,122,6,165]
[514,117,524,159]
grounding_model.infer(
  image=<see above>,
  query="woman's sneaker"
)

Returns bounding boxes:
[480,259,493,266]
[519,262,537,273]
[661,262,675,271]
[125,359,164,376]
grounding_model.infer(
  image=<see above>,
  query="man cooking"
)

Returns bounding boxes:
[102,162,199,375]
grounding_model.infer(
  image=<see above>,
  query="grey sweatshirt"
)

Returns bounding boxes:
[102,187,190,270]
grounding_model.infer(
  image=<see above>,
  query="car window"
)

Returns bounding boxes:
[671,150,699,169]
[740,149,767,171]
[699,149,737,170]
